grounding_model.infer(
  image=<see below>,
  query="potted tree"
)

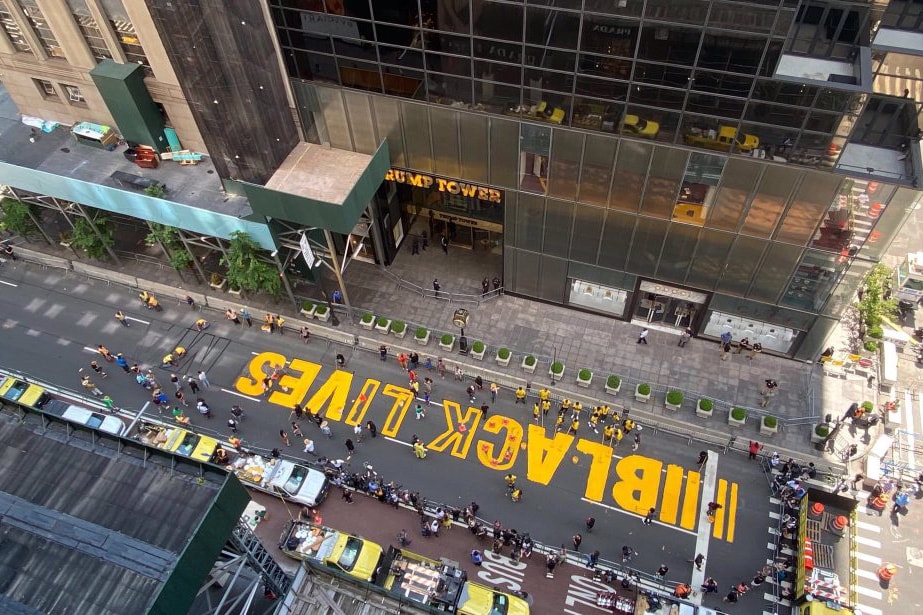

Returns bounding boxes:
[550,361,565,382]
[359,313,375,330]
[605,375,621,395]
[228,284,243,298]
[300,301,316,318]
[696,398,714,418]
[496,347,511,367]
[577,369,593,388]
[728,407,747,427]
[221,231,282,298]
[209,272,227,291]
[665,390,684,412]
[391,320,407,339]
[414,327,430,346]
[760,415,779,436]
[314,304,331,322]
[471,341,486,360]
[811,423,829,444]
[635,383,651,403]
[439,333,455,352]
[375,316,392,334]
[522,355,537,373]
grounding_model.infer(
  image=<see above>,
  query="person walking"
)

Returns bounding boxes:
[227,419,239,434]
[115,354,130,373]
[366,420,378,438]
[721,341,731,361]
[701,577,719,594]
[345,438,355,457]
[441,235,448,254]
[749,342,762,360]
[694,553,706,571]
[415,404,426,420]
[280,430,291,447]
[413,440,427,459]
[90,360,108,378]
[643,507,656,525]
[572,533,582,551]
[175,390,189,407]
[720,330,732,350]
[482,278,490,296]
[300,326,310,344]
[342,488,354,504]
[291,422,304,438]
[656,564,669,580]
[585,516,595,532]
[436,359,446,378]
[115,310,130,327]
[303,438,315,455]
[197,370,210,388]
[697,451,708,468]
[748,440,763,460]
[678,326,691,347]
[632,431,641,451]
[379,344,388,361]
[226,309,241,325]
[433,278,441,297]
[490,382,499,403]
[480,403,489,419]
[187,375,200,395]
[353,423,363,443]
[467,385,476,403]
[275,314,285,335]
[240,307,252,327]
[637,328,649,344]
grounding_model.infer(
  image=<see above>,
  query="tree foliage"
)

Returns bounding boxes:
[221,231,281,297]
[71,213,114,259]
[0,199,39,237]
[858,264,897,329]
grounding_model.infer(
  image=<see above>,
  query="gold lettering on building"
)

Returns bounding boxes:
[385,168,502,204]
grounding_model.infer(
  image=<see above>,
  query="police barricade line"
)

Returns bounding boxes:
[14,247,71,271]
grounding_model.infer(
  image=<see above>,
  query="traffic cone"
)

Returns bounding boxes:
[878,564,897,582]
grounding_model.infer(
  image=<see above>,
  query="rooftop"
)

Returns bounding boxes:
[265,142,375,206]
[0,415,239,614]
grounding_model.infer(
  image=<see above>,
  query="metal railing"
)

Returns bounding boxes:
[377,265,503,306]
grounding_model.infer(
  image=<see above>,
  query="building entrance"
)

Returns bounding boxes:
[631,281,709,332]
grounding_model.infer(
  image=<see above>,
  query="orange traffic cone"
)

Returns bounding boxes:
[878,564,897,582]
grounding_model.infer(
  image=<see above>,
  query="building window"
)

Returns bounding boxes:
[0,1,32,53]
[33,78,57,99]
[66,0,112,61]
[18,0,64,58]
[108,18,149,70]
[62,83,86,105]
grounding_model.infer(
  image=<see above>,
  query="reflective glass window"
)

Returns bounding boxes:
[524,46,577,72]
[287,29,335,53]
[430,106,460,177]
[750,243,802,303]
[372,2,419,26]
[544,199,575,258]
[700,30,766,75]
[525,7,580,49]
[570,203,606,263]
[0,1,30,52]
[548,129,583,201]
[624,106,680,144]
[675,152,725,226]
[709,2,777,33]
[641,147,688,219]
[577,134,617,206]
[645,0,708,25]
[19,0,63,58]
[633,62,691,88]
[579,53,632,80]
[752,80,817,107]
[861,187,920,261]
[580,14,638,58]
[474,60,520,85]
[426,52,471,78]
[637,24,702,66]
[421,0,469,33]
[520,122,551,193]
[717,236,767,296]
[474,38,524,63]
[334,37,378,61]
[379,44,422,67]
[745,101,807,129]
[804,112,838,134]
[575,76,628,99]
[459,112,489,183]
[630,85,686,111]
[374,23,415,46]
[516,193,546,252]
[339,59,383,93]
[686,229,734,289]
[776,172,842,245]
[401,100,433,170]
[473,2,524,41]
[524,68,574,95]
[598,210,635,271]
[423,30,470,55]
[474,80,521,113]
[686,93,746,119]
[573,97,624,135]
[66,0,111,61]
[372,96,405,166]
[707,157,761,231]
[428,75,472,106]
[609,140,651,212]
[382,66,425,98]
[513,249,542,297]
[490,117,520,189]
[627,217,669,277]
[741,166,797,237]
[657,223,700,283]
[784,250,846,312]
[692,70,752,97]
[583,0,643,18]
[287,50,338,83]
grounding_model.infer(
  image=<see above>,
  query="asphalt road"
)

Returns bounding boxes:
[0,262,773,613]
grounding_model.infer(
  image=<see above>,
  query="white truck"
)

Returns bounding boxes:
[227,453,329,507]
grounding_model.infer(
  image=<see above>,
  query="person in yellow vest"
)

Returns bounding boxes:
[615,427,624,446]
[515,387,527,404]
[588,413,600,434]
[611,410,621,424]
[624,418,635,432]
[533,403,541,423]
[194,318,209,331]
[603,424,615,444]
[599,405,611,420]
[573,401,583,416]
[560,398,572,416]
[555,414,565,432]
[275,314,285,335]
[162,353,176,367]
[413,440,427,459]
[541,399,551,416]
[539,387,550,402]
[568,418,580,435]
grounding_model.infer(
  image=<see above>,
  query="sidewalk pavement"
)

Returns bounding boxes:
[6,241,877,464]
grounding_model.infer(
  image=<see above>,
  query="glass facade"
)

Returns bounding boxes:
[270,1,923,359]
[18,0,64,58]
[0,0,31,53]
[98,0,150,70]
[67,0,112,61]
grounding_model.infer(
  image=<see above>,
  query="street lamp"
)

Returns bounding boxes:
[453,308,469,354]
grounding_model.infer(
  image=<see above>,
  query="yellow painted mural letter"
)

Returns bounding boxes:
[380,384,415,437]
[427,401,482,459]
[526,425,574,486]
[476,415,523,471]
[344,379,381,426]
[236,351,287,397]
[576,438,613,502]
[268,358,320,409]
[611,455,663,514]
[303,369,354,421]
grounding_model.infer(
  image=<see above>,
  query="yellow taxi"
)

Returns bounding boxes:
[164,428,219,461]
[458,582,530,615]
[621,114,660,138]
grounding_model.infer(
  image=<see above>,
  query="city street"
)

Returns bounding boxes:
[1,262,774,613]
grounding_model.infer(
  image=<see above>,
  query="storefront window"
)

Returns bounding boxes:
[782,251,844,312]
[674,152,725,226]
[569,279,628,318]
[520,123,551,194]
[703,310,801,354]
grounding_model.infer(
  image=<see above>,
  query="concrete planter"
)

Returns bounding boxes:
[760,416,779,436]
[810,425,829,444]
[391,322,407,339]
[374,318,392,334]
[665,391,683,412]
[414,328,430,346]
[314,307,331,322]
[359,314,375,330]
[496,349,511,367]
[696,399,713,419]
[209,279,227,291]
[604,376,621,396]
[728,408,747,427]
[576,369,593,388]
[228,287,243,298]
[522,356,537,373]
[438,335,455,352]
[635,384,651,403]
[549,363,565,383]
[299,304,316,318]
[471,342,486,360]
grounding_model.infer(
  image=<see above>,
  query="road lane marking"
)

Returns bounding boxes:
[856,585,882,599]
[83,346,98,353]
[856,569,879,581]
[0,280,17,287]
[853,603,882,615]
[220,388,261,402]
[690,450,718,604]
[856,535,881,548]
[857,552,881,565]
[384,436,412,447]
[579,497,696,536]
[125,316,149,324]
[856,520,880,533]
[726,482,738,542]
